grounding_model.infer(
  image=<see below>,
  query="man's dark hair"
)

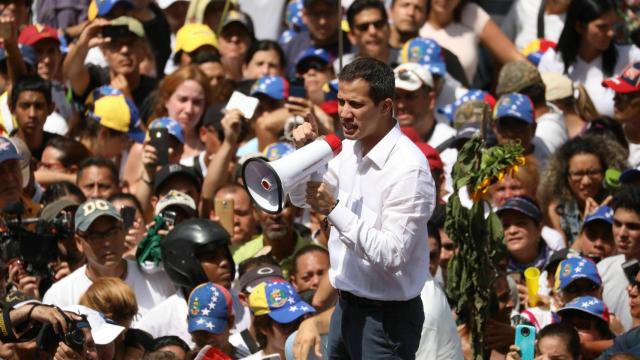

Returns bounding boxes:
[346,0,388,29]
[244,40,286,68]
[338,57,394,104]
[10,75,52,109]
[611,186,640,214]
[149,336,190,354]
[538,323,581,359]
[519,83,547,108]
[291,245,329,276]
[45,136,91,169]
[41,181,86,206]
[190,50,221,65]
[76,157,119,185]
[427,222,441,249]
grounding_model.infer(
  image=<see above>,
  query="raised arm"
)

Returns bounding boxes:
[479,19,525,65]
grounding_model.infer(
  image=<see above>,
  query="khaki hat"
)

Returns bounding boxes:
[453,100,491,130]
[110,16,145,38]
[541,72,573,101]
[496,60,543,97]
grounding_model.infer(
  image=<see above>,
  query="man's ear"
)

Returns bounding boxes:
[75,234,84,254]
[381,98,393,115]
[150,195,159,210]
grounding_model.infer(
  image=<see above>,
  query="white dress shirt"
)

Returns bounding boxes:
[291,124,435,301]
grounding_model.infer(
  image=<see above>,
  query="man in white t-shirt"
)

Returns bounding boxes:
[598,187,640,332]
[42,199,175,324]
[393,62,456,148]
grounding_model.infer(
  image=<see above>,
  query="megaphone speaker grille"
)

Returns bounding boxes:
[242,157,285,214]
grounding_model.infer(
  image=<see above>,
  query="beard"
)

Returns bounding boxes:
[265,228,289,243]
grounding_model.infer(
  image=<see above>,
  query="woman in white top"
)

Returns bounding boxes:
[538,0,640,117]
[501,0,570,51]
[419,0,523,85]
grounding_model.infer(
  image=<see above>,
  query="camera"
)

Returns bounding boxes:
[37,315,88,353]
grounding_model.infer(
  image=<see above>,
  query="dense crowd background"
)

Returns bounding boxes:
[0,0,640,359]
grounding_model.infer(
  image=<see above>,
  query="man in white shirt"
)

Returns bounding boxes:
[42,199,175,324]
[598,186,640,331]
[292,57,435,359]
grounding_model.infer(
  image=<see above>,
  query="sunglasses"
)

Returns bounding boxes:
[354,19,387,32]
[297,58,328,75]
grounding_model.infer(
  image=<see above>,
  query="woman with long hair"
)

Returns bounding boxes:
[538,0,640,117]
[538,135,628,245]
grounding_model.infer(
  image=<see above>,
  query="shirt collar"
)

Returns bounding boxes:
[361,121,402,169]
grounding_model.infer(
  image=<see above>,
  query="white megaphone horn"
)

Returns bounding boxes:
[242,134,342,214]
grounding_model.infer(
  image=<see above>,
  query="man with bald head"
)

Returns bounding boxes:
[213,183,257,248]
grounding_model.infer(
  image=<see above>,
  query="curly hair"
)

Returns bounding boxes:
[538,135,628,210]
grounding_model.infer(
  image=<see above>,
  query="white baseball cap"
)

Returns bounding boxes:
[394,63,434,92]
[157,0,189,10]
[63,305,125,345]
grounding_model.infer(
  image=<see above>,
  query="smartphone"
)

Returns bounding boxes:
[215,198,234,236]
[101,25,129,39]
[289,84,307,99]
[515,324,536,360]
[149,128,169,166]
[622,259,640,284]
[163,211,176,229]
[120,206,136,231]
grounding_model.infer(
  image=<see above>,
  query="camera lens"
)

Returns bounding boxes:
[521,327,530,337]
[64,328,85,352]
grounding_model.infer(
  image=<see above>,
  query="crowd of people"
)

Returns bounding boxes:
[0,0,640,359]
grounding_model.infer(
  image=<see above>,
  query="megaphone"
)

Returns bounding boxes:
[242,135,342,214]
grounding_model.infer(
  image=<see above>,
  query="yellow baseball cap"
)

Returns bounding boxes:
[175,23,218,53]
[90,94,144,142]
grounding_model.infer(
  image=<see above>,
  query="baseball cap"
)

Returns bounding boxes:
[558,295,610,323]
[620,165,640,184]
[0,45,37,67]
[496,196,542,223]
[154,190,197,216]
[8,136,30,188]
[95,0,133,17]
[602,62,640,93]
[62,305,125,345]
[175,23,218,54]
[88,94,145,143]
[110,16,145,38]
[394,63,433,91]
[0,136,22,164]
[251,76,289,101]
[286,0,307,30]
[400,127,443,172]
[75,199,122,233]
[304,0,339,8]
[556,256,602,290]
[153,164,202,193]
[18,24,60,47]
[148,117,185,144]
[157,0,188,9]
[438,90,496,124]
[295,48,331,72]
[236,264,285,293]
[453,123,481,148]
[521,39,556,66]
[187,283,233,335]
[453,101,490,130]
[249,281,315,323]
[400,37,446,77]
[541,72,573,101]
[494,93,535,124]
[496,60,543,97]
[222,10,254,37]
[583,205,614,227]
[40,199,79,223]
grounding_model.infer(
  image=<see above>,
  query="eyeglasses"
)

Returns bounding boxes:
[567,169,603,181]
[354,19,387,32]
[563,281,600,294]
[78,226,121,243]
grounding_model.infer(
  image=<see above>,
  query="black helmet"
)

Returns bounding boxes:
[160,218,235,290]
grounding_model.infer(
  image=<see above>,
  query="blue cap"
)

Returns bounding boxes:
[286,0,307,30]
[295,47,331,67]
[619,165,640,184]
[0,136,21,164]
[558,296,610,323]
[249,281,315,324]
[583,205,614,227]
[496,196,542,223]
[187,283,233,335]
[494,93,535,124]
[148,117,184,144]
[251,76,289,101]
[557,256,602,290]
[400,37,446,77]
[96,0,134,17]
[437,89,496,122]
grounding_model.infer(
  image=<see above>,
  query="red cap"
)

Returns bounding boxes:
[400,126,443,172]
[323,133,342,156]
[19,24,60,47]
[602,62,640,94]
[400,126,421,142]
